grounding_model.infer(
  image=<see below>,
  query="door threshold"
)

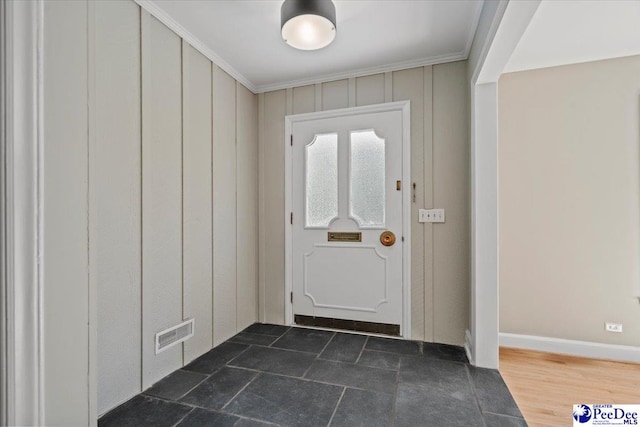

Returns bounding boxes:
[294,315,400,337]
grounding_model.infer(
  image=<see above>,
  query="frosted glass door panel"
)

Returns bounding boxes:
[349,130,386,227]
[305,133,338,228]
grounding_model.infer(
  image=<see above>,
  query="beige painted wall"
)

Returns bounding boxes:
[43,1,89,424]
[499,55,640,347]
[259,62,470,345]
[92,0,142,417]
[45,0,259,419]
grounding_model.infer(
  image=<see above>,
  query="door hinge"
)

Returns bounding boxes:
[290,292,293,303]
[290,134,293,146]
[290,212,293,224]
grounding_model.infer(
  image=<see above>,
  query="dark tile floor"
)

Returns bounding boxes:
[99,324,527,427]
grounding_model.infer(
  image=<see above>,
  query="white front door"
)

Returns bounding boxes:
[287,103,410,334]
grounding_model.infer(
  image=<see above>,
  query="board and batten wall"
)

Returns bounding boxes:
[498,56,640,348]
[43,0,258,422]
[259,62,470,344]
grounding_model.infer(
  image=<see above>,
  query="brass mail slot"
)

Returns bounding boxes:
[327,232,362,242]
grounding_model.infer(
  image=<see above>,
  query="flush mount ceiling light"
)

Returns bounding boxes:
[281,0,337,51]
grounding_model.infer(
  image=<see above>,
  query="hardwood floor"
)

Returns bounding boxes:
[499,347,640,427]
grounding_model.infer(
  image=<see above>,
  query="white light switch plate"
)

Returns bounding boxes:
[419,209,445,223]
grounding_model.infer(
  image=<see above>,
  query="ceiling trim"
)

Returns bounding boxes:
[135,0,259,93]
[255,52,466,93]
[136,0,484,94]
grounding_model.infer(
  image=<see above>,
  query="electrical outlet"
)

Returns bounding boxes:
[605,322,623,333]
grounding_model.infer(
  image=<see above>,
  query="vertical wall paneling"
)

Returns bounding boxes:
[212,66,238,345]
[393,67,426,341]
[42,1,89,424]
[433,61,469,345]
[141,11,183,388]
[286,88,294,115]
[384,72,393,103]
[93,0,142,415]
[47,0,264,417]
[322,79,349,111]
[182,42,213,363]
[258,93,267,321]
[236,83,259,330]
[356,74,385,106]
[259,64,470,345]
[292,85,315,115]
[88,2,97,421]
[262,90,287,324]
[348,77,357,107]
[422,66,435,342]
[314,84,322,111]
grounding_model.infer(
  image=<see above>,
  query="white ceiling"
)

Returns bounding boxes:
[139,0,483,93]
[504,0,640,74]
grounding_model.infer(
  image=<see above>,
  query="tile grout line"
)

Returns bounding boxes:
[390,367,401,427]
[142,392,277,426]
[165,373,211,402]
[266,332,281,347]
[483,411,526,421]
[226,336,446,364]
[220,372,260,412]
[316,332,337,359]
[170,407,195,427]
[326,387,347,427]
[268,329,289,348]
[137,393,204,410]
[221,364,396,395]
[355,336,370,364]
[231,414,281,426]
[223,344,254,367]
[465,364,488,427]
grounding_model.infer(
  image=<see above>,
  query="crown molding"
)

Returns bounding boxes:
[134,0,258,93]
[255,51,467,93]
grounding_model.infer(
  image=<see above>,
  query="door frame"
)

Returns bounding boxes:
[284,101,412,338]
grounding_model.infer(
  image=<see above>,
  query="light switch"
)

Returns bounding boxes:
[419,209,428,223]
[418,208,445,223]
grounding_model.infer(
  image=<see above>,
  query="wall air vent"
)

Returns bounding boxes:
[155,319,194,354]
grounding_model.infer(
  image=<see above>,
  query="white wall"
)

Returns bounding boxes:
[499,55,640,347]
[42,0,259,420]
[259,63,470,345]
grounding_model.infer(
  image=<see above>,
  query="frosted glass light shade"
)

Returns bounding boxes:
[281,0,337,51]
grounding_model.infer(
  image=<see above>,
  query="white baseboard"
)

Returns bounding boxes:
[500,333,640,364]
[465,329,474,365]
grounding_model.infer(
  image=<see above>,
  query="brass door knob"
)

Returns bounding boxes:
[380,231,396,246]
